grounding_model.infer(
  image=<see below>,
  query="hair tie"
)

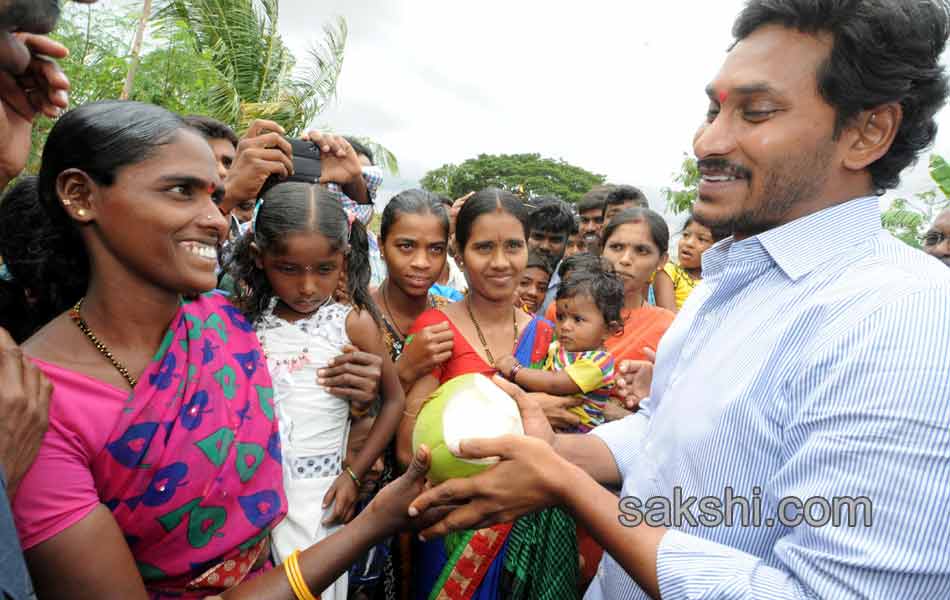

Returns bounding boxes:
[250,199,264,234]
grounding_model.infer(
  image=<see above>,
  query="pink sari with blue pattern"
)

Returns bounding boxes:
[90,292,287,597]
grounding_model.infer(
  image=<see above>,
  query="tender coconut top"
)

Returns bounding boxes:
[442,374,525,458]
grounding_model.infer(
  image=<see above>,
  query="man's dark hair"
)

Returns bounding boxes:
[345,137,375,165]
[605,185,648,211]
[183,115,239,147]
[732,0,950,191]
[528,197,575,235]
[577,185,615,214]
[570,215,580,236]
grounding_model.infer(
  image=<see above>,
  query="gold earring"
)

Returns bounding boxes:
[62,200,72,207]
[77,209,86,217]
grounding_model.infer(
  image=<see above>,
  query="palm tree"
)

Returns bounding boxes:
[154,0,345,136]
[121,0,154,100]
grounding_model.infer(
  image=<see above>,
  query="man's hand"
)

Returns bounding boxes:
[222,119,294,212]
[318,345,382,412]
[449,192,474,238]
[0,327,52,498]
[533,392,585,430]
[0,34,70,187]
[614,348,655,410]
[397,322,453,387]
[302,131,362,186]
[490,375,556,444]
[408,434,567,539]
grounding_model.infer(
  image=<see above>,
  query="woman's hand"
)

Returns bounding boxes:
[614,348,655,410]
[323,472,359,525]
[408,434,568,540]
[365,445,453,536]
[319,345,382,412]
[397,322,453,386]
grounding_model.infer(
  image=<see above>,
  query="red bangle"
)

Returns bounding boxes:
[508,363,522,381]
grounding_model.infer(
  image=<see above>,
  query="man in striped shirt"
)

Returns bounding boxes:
[409,1,950,599]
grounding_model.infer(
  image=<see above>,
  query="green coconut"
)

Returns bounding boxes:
[412,373,524,483]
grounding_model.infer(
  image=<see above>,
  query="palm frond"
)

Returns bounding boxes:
[930,154,950,199]
[356,137,399,175]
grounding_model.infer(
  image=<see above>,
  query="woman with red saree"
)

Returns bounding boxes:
[397,189,578,600]
[7,100,435,600]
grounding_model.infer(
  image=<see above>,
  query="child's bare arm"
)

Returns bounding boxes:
[345,311,405,483]
[653,269,677,312]
[495,355,582,396]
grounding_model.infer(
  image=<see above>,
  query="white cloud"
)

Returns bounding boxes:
[274,1,950,209]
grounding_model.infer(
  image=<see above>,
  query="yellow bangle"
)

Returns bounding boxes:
[350,404,370,418]
[345,465,361,488]
[284,550,318,600]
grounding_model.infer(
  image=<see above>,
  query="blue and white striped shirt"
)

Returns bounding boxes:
[588,196,950,600]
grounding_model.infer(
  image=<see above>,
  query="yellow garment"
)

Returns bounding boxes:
[664,262,700,309]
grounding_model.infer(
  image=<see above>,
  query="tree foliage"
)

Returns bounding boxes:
[420,153,605,203]
[661,154,700,215]
[24,1,399,175]
[882,155,950,248]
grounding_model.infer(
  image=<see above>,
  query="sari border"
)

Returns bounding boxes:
[429,523,513,600]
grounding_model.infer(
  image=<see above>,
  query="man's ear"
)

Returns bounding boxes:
[842,103,902,173]
[56,169,97,224]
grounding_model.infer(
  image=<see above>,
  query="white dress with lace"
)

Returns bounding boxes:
[257,298,352,599]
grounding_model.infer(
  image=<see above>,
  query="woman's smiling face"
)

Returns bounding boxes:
[74,129,229,296]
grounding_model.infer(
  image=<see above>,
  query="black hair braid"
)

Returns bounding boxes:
[345,218,385,327]
[225,231,274,325]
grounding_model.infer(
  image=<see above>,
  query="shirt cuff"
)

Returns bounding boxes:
[657,529,805,599]
[591,412,649,477]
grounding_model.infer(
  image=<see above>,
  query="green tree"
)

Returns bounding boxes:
[882,154,950,249]
[661,153,700,215]
[419,153,605,203]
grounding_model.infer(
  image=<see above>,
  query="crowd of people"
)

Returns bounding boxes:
[1,0,950,599]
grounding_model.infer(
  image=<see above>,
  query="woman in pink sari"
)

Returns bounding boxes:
[6,100,433,599]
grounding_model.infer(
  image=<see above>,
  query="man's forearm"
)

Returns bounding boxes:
[552,433,622,487]
[555,459,664,599]
[343,174,369,205]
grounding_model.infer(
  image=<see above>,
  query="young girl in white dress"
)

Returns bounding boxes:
[228,181,404,599]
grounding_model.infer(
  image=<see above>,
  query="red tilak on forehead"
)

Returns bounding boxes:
[718,90,729,104]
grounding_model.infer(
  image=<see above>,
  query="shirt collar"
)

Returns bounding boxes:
[703,196,881,282]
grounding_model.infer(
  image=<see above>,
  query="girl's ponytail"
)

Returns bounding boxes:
[345,218,384,326]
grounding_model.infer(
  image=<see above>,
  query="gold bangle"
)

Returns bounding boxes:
[285,550,318,600]
[345,465,361,488]
[350,405,370,418]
